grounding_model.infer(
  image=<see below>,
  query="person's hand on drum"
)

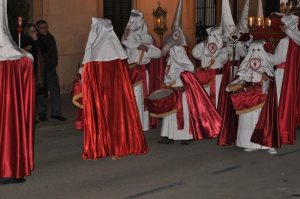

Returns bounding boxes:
[173,86,184,92]
[208,56,218,69]
[196,65,203,70]
[261,72,269,82]
[228,82,246,91]
[138,44,149,52]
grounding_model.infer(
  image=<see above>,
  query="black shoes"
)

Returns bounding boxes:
[50,115,67,122]
[0,177,26,185]
[158,137,174,144]
[181,140,190,145]
[39,116,48,122]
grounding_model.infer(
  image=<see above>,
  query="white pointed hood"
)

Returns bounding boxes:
[165,46,194,84]
[221,0,236,38]
[121,9,153,49]
[237,40,274,79]
[257,0,264,19]
[236,0,250,33]
[163,0,188,48]
[82,18,127,64]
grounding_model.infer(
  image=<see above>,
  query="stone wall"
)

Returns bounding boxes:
[29,0,261,94]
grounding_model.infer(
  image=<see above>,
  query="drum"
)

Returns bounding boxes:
[195,69,212,88]
[230,86,267,115]
[146,88,178,118]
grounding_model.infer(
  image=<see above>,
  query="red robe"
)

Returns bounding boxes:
[278,38,300,144]
[72,76,84,130]
[0,57,35,178]
[82,60,149,159]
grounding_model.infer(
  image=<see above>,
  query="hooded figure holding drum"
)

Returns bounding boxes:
[121,10,161,132]
[218,40,280,154]
[156,46,221,145]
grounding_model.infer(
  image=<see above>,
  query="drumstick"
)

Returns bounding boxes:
[156,75,163,84]
[128,51,145,69]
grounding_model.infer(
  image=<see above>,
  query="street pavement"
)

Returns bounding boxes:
[1,94,300,199]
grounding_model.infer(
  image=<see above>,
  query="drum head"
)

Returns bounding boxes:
[147,89,173,100]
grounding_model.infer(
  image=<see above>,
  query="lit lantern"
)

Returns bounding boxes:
[152,2,167,48]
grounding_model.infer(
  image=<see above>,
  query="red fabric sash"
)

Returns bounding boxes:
[180,72,221,139]
[276,62,285,69]
[129,65,148,109]
[278,38,300,144]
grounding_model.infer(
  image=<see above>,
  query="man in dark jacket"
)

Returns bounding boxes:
[36,20,66,121]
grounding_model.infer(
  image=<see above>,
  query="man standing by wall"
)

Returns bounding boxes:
[36,20,66,122]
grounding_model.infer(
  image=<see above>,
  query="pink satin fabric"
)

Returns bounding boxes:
[0,57,35,178]
[180,72,221,139]
[278,38,300,144]
[82,60,149,159]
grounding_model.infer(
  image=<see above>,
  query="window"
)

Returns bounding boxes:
[195,0,216,43]
[103,0,132,40]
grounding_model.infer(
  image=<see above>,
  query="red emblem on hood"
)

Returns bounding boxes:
[208,42,217,54]
[249,58,261,71]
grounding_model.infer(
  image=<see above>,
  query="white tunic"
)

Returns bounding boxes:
[161,78,192,140]
[192,42,228,107]
[270,36,289,104]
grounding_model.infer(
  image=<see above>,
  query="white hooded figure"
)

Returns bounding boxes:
[162,0,188,55]
[160,46,194,143]
[121,10,161,65]
[121,10,161,132]
[222,0,252,77]
[0,0,32,61]
[270,14,300,103]
[227,40,276,154]
[192,26,228,108]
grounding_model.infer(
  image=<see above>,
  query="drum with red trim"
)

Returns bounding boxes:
[230,86,267,115]
[146,88,178,118]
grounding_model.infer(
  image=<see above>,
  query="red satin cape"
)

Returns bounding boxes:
[180,72,221,139]
[0,57,35,178]
[82,60,149,159]
[278,38,300,144]
[251,79,281,148]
